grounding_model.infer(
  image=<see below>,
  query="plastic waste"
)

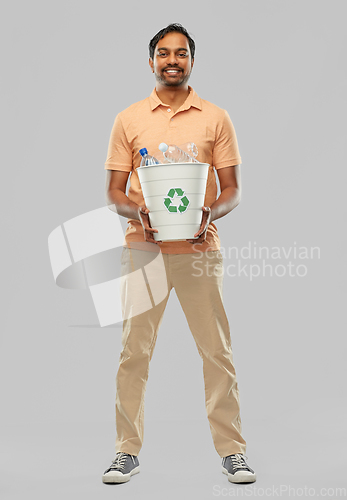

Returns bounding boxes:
[158,143,198,163]
[139,148,160,166]
[178,142,198,158]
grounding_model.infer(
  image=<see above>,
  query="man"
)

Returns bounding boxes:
[102,23,256,485]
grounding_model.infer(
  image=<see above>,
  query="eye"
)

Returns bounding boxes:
[178,53,188,57]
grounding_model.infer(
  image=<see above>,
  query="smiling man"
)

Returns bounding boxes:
[151,39,192,88]
[103,23,256,485]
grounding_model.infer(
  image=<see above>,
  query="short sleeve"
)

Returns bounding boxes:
[104,114,133,171]
[212,110,242,169]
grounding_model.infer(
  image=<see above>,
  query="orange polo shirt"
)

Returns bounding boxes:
[104,86,242,254]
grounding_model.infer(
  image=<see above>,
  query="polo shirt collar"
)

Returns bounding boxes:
[149,86,202,111]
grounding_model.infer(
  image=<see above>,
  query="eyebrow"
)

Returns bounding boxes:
[157,47,189,52]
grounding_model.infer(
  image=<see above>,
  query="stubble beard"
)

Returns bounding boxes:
[155,68,192,88]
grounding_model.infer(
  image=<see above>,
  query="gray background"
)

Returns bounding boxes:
[1,1,346,499]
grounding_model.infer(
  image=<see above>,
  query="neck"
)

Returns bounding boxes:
[155,84,191,110]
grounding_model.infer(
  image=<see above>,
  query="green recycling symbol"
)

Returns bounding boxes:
[163,187,190,213]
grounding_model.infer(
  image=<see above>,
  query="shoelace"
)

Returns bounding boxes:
[230,453,249,470]
[109,452,129,471]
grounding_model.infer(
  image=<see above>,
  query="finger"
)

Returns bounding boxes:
[148,237,162,245]
[145,233,158,243]
[193,227,205,237]
[187,237,203,244]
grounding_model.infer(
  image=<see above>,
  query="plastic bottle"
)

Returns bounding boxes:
[158,143,199,163]
[178,142,198,158]
[139,148,159,166]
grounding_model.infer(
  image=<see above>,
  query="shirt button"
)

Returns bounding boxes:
[167,108,171,112]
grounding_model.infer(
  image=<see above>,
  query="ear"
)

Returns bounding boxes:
[191,57,194,69]
[149,57,154,73]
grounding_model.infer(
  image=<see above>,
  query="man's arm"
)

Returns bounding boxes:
[211,164,241,222]
[105,170,139,218]
[105,169,160,244]
[186,164,241,244]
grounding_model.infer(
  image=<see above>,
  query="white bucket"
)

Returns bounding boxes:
[137,162,210,241]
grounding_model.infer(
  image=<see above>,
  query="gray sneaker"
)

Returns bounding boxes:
[222,453,256,483]
[102,452,140,483]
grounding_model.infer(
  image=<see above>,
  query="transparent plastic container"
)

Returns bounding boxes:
[139,148,159,166]
[158,143,198,163]
[179,142,198,158]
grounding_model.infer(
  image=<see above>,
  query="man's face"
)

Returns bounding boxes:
[149,32,194,88]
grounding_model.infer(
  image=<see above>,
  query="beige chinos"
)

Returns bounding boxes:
[115,246,246,458]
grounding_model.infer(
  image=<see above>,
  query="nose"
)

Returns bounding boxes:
[167,52,178,65]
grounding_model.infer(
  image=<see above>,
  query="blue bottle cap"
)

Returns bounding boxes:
[139,148,148,156]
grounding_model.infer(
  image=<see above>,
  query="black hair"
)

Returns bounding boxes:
[148,23,195,60]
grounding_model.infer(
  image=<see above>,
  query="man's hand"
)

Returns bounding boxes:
[138,206,162,245]
[186,206,211,244]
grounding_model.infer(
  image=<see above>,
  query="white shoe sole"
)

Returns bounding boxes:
[102,465,140,483]
[222,466,256,483]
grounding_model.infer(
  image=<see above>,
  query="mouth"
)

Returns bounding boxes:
[163,68,182,76]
